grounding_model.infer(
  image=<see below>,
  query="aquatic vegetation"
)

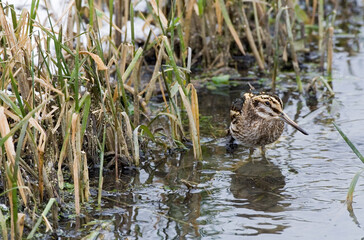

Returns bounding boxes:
[0,0,344,238]
[333,122,364,211]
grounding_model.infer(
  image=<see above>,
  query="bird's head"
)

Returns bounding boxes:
[252,93,308,135]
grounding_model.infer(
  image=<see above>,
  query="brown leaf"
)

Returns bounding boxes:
[79,51,107,70]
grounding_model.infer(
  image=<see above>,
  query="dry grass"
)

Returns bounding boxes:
[0,0,338,238]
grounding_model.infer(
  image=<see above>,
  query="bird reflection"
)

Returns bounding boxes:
[230,159,289,235]
[230,159,287,212]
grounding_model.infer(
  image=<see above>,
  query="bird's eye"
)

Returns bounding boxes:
[265,101,271,107]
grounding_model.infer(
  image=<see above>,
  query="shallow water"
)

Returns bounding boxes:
[54,23,364,239]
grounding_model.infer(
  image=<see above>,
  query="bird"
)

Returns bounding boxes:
[228,91,308,153]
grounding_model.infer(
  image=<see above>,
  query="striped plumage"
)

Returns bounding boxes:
[229,92,308,148]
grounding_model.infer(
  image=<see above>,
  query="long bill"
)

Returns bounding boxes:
[280,112,309,135]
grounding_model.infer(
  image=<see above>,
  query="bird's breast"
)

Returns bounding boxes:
[230,116,284,147]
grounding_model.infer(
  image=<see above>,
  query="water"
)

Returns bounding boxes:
[55,24,364,239]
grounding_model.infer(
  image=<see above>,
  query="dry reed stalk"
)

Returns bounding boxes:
[81,151,90,202]
[241,6,265,70]
[171,96,182,141]
[16,213,25,239]
[0,108,28,205]
[121,112,134,156]
[108,44,129,102]
[215,0,223,35]
[42,212,53,232]
[318,0,324,50]
[145,43,164,103]
[218,0,246,55]
[119,44,129,84]
[0,5,31,99]
[0,107,26,239]
[327,27,334,77]
[0,5,16,57]
[3,109,20,123]
[38,151,44,202]
[118,122,130,161]
[57,103,73,190]
[71,113,81,215]
[200,15,211,66]
[253,2,264,62]
[284,7,303,92]
[272,7,285,91]
[114,131,119,180]
[310,0,317,25]
[66,4,75,50]
[28,116,47,202]
[132,126,141,166]
[149,0,168,28]
[178,85,202,160]
[188,84,201,157]
[157,74,178,143]
[115,0,123,47]
[33,77,64,96]
[183,0,196,48]
[132,58,142,126]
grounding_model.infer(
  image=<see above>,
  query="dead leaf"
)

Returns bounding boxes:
[79,51,107,70]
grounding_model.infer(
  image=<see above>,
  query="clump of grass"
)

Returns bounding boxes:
[0,0,204,237]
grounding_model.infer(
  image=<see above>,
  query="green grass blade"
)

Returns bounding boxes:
[29,0,40,35]
[347,169,364,211]
[79,92,91,139]
[10,121,28,237]
[0,186,30,198]
[163,36,187,95]
[115,67,129,113]
[13,121,29,187]
[74,47,80,111]
[98,125,106,206]
[88,0,94,30]
[333,122,364,163]
[108,0,113,38]
[138,125,155,142]
[27,198,56,239]
[10,4,17,30]
[121,47,143,83]
[0,89,22,117]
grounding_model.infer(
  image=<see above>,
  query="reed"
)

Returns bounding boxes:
[284,7,303,93]
[0,0,341,237]
[327,27,334,78]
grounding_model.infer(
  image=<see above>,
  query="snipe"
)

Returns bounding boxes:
[228,92,308,152]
